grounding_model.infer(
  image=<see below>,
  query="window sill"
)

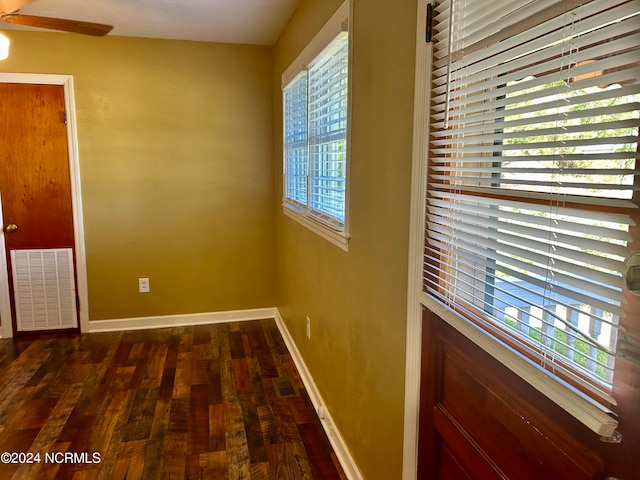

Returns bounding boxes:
[282,206,349,252]
[419,292,619,439]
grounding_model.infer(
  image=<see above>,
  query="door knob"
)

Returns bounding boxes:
[3,224,18,233]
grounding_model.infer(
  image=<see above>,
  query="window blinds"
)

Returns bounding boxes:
[283,72,309,208]
[426,0,639,396]
[282,31,349,230]
[308,33,349,227]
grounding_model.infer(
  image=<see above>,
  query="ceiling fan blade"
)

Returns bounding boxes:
[0,0,35,15]
[1,13,113,36]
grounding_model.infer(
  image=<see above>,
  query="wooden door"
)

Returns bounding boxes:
[0,83,79,335]
[418,301,640,479]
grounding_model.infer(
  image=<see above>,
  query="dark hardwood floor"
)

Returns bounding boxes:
[0,319,347,479]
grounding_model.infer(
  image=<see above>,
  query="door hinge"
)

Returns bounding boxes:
[64,111,68,124]
[76,295,80,312]
[426,3,434,43]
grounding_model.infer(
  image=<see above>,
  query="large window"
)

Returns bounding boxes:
[426,0,639,405]
[282,2,350,250]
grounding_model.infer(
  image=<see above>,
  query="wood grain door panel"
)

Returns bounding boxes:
[419,309,606,480]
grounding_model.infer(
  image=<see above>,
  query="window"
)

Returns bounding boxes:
[282,2,350,250]
[426,0,639,408]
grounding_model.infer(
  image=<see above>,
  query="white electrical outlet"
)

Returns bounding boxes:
[306,316,311,339]
[138,277,150,293]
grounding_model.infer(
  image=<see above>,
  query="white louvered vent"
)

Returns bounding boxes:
[11,248,78,331]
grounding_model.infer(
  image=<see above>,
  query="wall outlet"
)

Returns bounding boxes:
[306,316,311,339]
[138,277,150,293]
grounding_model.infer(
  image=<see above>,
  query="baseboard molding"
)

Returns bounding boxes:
[88,307,362,479]
[273,310,363,480]
[88,307,279,333]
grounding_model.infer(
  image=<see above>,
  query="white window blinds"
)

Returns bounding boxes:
[426,0,639,397]
[308,33,349,227]
[282,30,349,231]
[284,72,309,208]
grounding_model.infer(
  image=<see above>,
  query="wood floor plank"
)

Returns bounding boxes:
[141,343,168,388]
[207,356,224,405]
[122,387,160,442]
[188,384,210,454]
[238,394,268,464]
[109,438,147,480]
[140,395,171,479]
[250,461,270,480]
[0,320,346,479]
[192,356,211,386]
[195,450,228,480]
[229,330,246,360]
[225,397,252,480]
[270,441,315,480]
[298,422,345,480]
[0,341,49,391]
[93,389,136,480]
[288,395,317,425]
[257,404,281,446]
[208,403,226,452]
[232,358,253,395]
[173,351,193,399]
[11,383,84,479]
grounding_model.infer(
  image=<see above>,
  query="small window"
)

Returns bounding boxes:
[282,2,350,250]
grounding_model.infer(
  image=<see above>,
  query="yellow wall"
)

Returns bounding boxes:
[1,0,417,474]
[273,0,417,478]
[0,31,276,320]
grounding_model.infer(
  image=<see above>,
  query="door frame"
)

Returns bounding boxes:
[402,1,430,478]
[0,73,89,338]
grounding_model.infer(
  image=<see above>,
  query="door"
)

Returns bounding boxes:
[417,192,640,478]
[418,308,639,479]
[0,82,79,335]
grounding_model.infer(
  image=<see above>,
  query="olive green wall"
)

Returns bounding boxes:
[0,31,276,320]
[273,1,417,478]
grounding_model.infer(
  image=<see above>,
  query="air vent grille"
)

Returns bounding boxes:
[272,377,299,398]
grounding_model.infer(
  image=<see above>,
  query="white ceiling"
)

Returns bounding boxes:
[0,0,301,45]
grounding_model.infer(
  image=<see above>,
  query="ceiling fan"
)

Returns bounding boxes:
[0,0,112,36]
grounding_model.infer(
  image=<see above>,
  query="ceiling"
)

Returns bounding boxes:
[0,0,301,45]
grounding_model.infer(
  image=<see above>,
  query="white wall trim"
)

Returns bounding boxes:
[0,190,11,339]
[403,1,431,478]
[282,206,350,252]
[0,73,89,338]
[88,307,279,333]
[273,309,363,480]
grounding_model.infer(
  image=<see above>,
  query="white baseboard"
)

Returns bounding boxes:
[88,307,362,479]
[273,310,363,480]
[88,307,279,332]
